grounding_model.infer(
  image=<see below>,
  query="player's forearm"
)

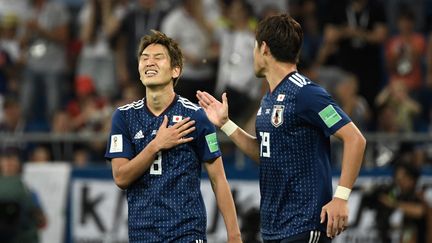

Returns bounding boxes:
[227,128,260,163]
[338,131,366,189]
[36,25,69,45]
[114,142,159,189]
[364,25,387,44]
[211,177,242,241]
[398,202,425,218]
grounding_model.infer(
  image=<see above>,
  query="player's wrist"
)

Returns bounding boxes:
[148,140,161,154]
[220,119,238,136]
[333,186,351,201]
[227,231,242,242]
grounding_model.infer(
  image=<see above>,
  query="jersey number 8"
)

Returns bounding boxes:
[260,132,271,158]
[150,151,162,175]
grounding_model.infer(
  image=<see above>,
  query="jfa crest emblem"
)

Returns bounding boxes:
[271,105,284,127]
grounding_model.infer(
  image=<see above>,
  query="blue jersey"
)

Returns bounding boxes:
[105,95,221,243]
[255,72,351,240]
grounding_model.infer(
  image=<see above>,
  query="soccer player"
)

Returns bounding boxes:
[197,14,366,242]
[105,31,241,243]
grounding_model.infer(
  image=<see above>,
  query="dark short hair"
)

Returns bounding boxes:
[397,7,415,22]
[136,30,183,86]
[256,14,303,63]
[395,161,420,181]
[0,146,21,161]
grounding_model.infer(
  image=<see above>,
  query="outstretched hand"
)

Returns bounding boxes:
[153,116,195,151]
[196,91,229,127]
[320,198,349,239]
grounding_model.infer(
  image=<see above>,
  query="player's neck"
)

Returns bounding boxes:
[266,61,297,92]
[145,86,176,116]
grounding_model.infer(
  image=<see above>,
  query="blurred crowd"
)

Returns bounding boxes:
[0,0,431,166]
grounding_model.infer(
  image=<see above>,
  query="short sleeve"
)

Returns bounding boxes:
[295,84,351,137]
[192,109,222,163]
[105,109,134,160]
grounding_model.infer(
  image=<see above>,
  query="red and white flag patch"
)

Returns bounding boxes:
[277,94,285,101]
[172,115,183,123]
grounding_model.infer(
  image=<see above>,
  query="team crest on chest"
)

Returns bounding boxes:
[271,105,284,127]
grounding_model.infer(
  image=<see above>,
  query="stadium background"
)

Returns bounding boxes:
[0,0,432,242]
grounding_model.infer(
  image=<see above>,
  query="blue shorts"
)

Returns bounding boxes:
[264,230,331,243]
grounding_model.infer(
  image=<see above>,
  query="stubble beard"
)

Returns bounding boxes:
[255,67,265,78]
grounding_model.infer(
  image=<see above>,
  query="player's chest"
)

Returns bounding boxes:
[256,94,296,131]
[129,114,187,150]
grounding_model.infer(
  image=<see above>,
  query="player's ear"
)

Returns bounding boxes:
[172,66,180,79]
[261,41,270,56]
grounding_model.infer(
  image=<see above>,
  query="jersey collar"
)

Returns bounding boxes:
[269,71,298,96]
[144,94,179,117]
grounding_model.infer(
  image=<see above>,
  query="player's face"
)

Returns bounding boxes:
[253,40,265,78]
[138,44,180,88]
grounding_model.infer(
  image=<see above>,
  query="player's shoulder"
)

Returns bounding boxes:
[177,96,201,113]
[285,72,314,89]
[117,99,145,112]
[114,99,145,120]
[176,96,211,122]
[286,73,328,97]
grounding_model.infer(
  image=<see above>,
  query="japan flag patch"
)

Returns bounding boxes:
[277,94,285,101]
[172,115,183,123]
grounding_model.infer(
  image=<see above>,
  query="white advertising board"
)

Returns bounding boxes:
[23,162,71,243]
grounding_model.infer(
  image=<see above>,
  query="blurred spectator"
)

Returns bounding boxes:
[19,0,70,123]
[73,146,90,168]
[28,145,51,163]
[77,0,127,99]
[334,73,371,131]
[318,0,387,109]
[161,0,218,103]
[0,13,22,64]
[355,161,427,243]
[374,80,421,166]
[385,7,426,92]
[250,0,287,18]
[0,49,13,95]
[115,83,144,107]
[0,147,47,243]
[375,80,421,132]
[0,96,29,153]
[50,110,72,134]
[427,33,432,88]
[380,162,426,243]
[66,75,112,133]
[0,96,26,133]
[66,75,113,163]
[0,13,22,96]
[314,66,347,96]
[0,0,29,22]
[259,3,281,20]
[215,0,261,126]
[415,35,432,132]
[297,0,321,65]
[50,110,74,161]
[385,0,424,34]
[117,0,168,84]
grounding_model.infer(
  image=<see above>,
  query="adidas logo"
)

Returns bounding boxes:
[134,130,144,139]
